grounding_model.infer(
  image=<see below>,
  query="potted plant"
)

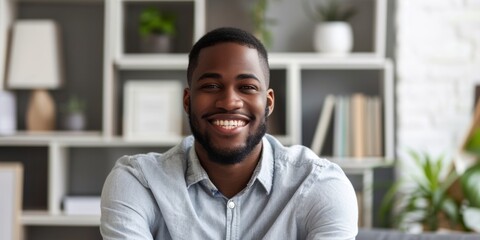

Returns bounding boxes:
[139,7,176,53]
[303,0,356,54]
[62,95,87,131]
[380,150,462,232]
[251,0,278,48]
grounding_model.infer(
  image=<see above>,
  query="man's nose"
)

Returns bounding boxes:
[215,87,243,111]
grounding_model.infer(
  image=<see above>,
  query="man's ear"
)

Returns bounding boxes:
[183,88,190,114]
[267,88,274,116]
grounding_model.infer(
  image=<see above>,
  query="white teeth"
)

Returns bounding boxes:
[213,120,246,129]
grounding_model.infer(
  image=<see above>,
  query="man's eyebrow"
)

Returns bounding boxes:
[197,72,221,81]
[197,73,260,82]
[237,73,260,82]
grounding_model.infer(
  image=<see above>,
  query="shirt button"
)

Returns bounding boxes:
[227,200,235,209]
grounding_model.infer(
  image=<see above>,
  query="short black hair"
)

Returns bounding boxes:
[187,27,270,87]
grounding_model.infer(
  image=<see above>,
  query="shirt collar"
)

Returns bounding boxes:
[184,137,274,195]
[186,145,210,189]
[250,137,274,194]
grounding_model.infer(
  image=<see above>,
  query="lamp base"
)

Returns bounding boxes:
[27,89,56,131]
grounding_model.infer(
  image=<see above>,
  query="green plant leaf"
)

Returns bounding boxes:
[442,197,460,224]
[139,7,176,37]
[465,128,480,155]
[463,207,480,232]
[306,0,356,22]
[461,163,480,208]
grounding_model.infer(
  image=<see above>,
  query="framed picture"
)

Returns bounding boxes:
[123,80,184,141]
[0,163,23,240]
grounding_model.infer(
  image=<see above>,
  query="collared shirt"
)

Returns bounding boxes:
[100,135,358,240]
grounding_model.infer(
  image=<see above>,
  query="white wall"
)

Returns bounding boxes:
[396,0,480,159]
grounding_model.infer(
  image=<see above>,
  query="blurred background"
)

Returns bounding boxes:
[1,0,480,239]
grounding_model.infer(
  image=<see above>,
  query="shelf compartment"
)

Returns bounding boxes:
[67,146,170,196]
[15,2,105,132]
[204,0,385,55]
[0,147,48,210]
[121,0,196,54]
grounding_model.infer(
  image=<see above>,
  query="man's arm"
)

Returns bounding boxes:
[304,163,358,240]
[100,157,158,240]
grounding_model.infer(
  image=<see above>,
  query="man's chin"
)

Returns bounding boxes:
[206,145,248,165]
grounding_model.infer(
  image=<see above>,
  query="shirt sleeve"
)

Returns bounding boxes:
[303,162,358,240]
[100,156,158,240]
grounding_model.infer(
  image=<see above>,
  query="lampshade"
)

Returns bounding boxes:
[6,20,63,131]
[7,20,62,89]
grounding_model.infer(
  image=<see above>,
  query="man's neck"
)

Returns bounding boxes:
[195,143,263,199]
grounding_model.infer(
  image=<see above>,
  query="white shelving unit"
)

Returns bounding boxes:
[0,0,393,237]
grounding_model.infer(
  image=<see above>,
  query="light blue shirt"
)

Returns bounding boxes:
[100,135,358,239]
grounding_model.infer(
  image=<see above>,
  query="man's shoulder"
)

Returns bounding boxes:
[112,136,194,180]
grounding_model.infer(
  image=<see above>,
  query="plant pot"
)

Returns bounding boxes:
[313,21,353,55]
[64,112,86,131]
[140,34,172,53]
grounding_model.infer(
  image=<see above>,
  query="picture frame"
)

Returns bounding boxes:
[0,163,23,240]
[123,80,184,141]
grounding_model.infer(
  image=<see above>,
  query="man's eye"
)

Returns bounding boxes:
[240,85,258,91]
[201,84,220,90]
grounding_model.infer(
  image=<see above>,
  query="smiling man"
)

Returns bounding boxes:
[101,27,358,240]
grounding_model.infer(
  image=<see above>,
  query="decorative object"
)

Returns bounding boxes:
[380,150,461,232]
[251,0,278,48]
[304,0,356,54]
[123,80,183,141]
[0,163,23,240]
[62,95,87,131]
[0,91,16,135]
[139,7,176,53]
[6,20,63,131]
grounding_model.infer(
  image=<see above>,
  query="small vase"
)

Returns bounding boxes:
[64,112,86,131]
[313,22,353,55]
[140,34,172,53]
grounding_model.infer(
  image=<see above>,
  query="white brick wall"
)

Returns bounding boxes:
[396,0,480,157]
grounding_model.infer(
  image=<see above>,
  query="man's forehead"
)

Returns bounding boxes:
[198,42,256,55]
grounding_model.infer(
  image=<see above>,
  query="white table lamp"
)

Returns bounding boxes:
[6,20,63,131]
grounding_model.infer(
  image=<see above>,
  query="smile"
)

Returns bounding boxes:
[212,119,247,129]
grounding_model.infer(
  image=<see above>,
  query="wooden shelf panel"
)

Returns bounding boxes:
[22,211,100,226]
[0,131,103,146]
[326,157,393,171]
[115,53,388,70]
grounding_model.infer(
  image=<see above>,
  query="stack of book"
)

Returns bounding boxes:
[63,196,101,215]
[311,93,383,159]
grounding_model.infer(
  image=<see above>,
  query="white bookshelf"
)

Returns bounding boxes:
[0,0,393,237]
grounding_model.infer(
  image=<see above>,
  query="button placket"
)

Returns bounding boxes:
[225,198,239,240]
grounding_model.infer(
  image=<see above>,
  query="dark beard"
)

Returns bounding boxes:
[188,104,268,165]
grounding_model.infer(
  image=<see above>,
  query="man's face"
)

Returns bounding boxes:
[184,42,274,165]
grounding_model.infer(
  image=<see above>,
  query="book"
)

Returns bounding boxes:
[63,196,101,215]
[311,95,336,155]
[333,96,350,157]
[365,96,373,156]
[333,96,344,157]
[351,93,367,158]
[372,97,383,156]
